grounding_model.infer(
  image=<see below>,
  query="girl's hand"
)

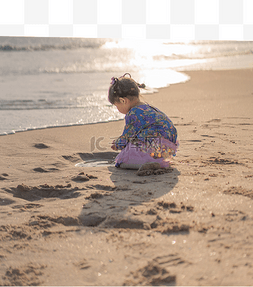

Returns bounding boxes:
[111,144,117,150]
[111,140,117,150]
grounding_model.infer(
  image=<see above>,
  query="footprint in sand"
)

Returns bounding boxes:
[33,143,50,149]
[0,173,9,180]
[0,198,15,206]
[5,183,81,201]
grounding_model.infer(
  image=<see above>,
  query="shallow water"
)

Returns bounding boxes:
[1,38,253,135]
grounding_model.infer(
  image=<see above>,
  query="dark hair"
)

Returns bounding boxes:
[108,73,145,104]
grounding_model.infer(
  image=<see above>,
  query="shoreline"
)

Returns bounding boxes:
[0,68,253,285]
[1,65,252,136]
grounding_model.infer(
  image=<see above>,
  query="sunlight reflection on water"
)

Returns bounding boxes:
[102,39,205,88]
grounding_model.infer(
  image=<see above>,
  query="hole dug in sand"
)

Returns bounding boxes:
[5,183,81,201]
[75,159,115,168]
[74,152,117,167]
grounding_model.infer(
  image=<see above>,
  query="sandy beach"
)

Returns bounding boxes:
[0,69,253,286]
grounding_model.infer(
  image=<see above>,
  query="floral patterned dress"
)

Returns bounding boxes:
[114,103,178,167]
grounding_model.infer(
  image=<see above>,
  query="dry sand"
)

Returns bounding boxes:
[0,69,253,286]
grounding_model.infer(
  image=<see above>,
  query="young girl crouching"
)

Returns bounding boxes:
[109,73,178,170]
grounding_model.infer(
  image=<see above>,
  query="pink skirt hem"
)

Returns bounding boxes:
[115,139,178,168]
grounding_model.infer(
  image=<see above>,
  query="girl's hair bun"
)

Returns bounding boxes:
[110,76,118,86]
[108,73,145,104]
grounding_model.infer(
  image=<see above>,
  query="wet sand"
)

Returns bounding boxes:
[0,69,253,285]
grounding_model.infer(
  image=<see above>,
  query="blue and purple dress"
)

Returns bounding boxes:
[114,103,178,168]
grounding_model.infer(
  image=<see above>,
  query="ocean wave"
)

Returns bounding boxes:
[0,37,107,52]
[153,48,253,61]
[40,66,134,74]
[0,98,110,111]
